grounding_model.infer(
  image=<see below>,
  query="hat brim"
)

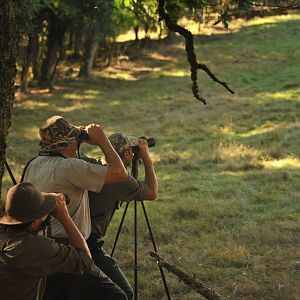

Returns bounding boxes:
[0,193,57,225]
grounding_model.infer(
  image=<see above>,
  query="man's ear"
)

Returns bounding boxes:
[123,150,129,159]
[30,219,41,230]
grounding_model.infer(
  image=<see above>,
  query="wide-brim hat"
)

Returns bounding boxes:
[0,182,57,225]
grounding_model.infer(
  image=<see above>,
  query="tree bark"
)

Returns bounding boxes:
[134,25,139,41]
[150,252,226,300]
[20,32,39,93]
[38,10,67,89]
[78,24,99,78]
[0,0,18,199]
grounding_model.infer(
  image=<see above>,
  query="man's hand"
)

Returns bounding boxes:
[50,193,71,222]
[138,139,151,161]
[85,124,106,146]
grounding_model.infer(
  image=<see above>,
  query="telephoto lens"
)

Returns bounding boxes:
[139,136,156,148]
[145,137,155,148]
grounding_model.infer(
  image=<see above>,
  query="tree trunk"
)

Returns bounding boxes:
[74,23,84,59]
[0,0,18,199]
[78,25,99,78]
[134,25,139,41]
[20,32,39,93]
[38,11,67,89]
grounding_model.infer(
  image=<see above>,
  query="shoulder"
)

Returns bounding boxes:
[2,232,55,258]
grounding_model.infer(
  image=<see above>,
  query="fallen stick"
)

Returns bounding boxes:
[149,252,226,300]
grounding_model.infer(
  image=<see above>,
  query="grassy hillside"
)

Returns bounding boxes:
[3,14,300,299]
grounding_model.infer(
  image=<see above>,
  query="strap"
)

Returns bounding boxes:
[20,152,66,183]
[20,155,39,183]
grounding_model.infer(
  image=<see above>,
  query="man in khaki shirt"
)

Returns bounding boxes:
[22,116,128,299]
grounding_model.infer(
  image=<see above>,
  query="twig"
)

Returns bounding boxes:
[149,251,227,300]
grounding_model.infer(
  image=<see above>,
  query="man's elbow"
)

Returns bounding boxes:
[105,167,128,183]
[117,167,128,181]
[147,189,158,201]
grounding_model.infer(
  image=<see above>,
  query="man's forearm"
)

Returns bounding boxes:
[98,137,127,183]
[61,217,91,257]
[143,156,158,200]
[98,137,123,166]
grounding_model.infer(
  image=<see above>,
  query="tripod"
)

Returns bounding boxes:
[111,153,172,300]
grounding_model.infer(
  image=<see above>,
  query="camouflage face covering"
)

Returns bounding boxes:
[109,133,139,155]
[39,116,81,151]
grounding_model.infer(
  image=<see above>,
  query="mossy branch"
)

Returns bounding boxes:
[149,251,227,300]
[157,0,234,104]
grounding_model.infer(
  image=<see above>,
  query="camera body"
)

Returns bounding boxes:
[132,137,156,154]
[77,129,89,143]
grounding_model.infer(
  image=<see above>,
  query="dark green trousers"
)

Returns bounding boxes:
[87,234,134,300]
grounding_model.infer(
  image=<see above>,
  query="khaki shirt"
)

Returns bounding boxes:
[89,176,149,238]
[0,225,93,300]
[23,155,107,239]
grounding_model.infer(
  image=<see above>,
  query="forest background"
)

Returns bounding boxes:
[1,1,300,299]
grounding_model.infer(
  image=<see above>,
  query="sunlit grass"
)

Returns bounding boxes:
[245,13,300,26]
[262,156,300,169]
[160,69,189,77]
[258,89,300,101]
[62,94,97,101]
[214,141,261,162]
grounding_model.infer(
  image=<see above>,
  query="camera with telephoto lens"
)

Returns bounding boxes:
[77,128,89,143]
[132,137,156,154]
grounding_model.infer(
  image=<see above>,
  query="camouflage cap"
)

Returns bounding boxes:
[109,133,139,155]
[39,116,81,151]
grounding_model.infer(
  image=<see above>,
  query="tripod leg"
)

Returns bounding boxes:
[134,200,138,300]
[111,202,130,257]
[141,201,172,300]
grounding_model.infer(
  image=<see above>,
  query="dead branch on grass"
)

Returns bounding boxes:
[150,251,227,300]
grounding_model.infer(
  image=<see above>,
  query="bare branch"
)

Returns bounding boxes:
[149,252,227,300]
[157,0,235,104]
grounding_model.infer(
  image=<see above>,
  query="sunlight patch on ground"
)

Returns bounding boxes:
[262,157,300,169]
[218,121,300,139]
[56,101,91,112]
[246,14,300,27]
[84,89,101,96]
[63,93,97,101]
[146,51,177,62]
[100,68,138,81]
[257,89,300,102]
[215,141,260,161]
[109,100,121,106]
[160,69,189,77]
[239,125,275,138]
[14,100,49,109]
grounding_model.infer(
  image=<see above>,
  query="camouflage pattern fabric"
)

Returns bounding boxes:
[109,133,139,155]
[39,116,81,151]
